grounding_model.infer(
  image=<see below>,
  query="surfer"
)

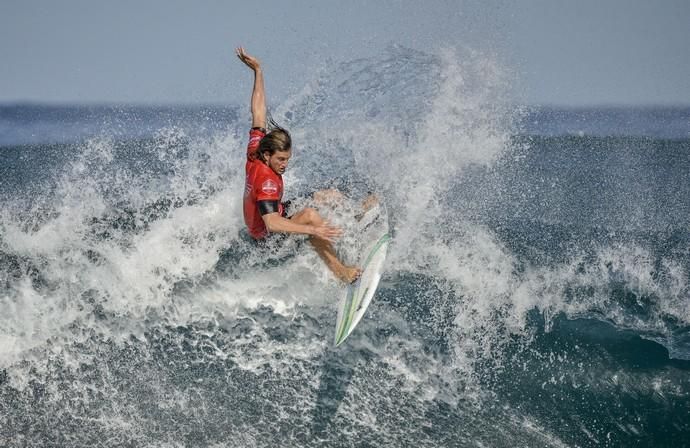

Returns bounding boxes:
[236,47,361,283]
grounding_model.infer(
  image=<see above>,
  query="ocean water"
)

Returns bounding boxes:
[1,46,689,447]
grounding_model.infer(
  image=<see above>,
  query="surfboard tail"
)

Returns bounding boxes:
[333,232,390,347]
[334,283,358,346]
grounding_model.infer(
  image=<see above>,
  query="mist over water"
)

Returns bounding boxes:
[1,46,689,447]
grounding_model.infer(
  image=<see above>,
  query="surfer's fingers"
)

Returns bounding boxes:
[236,47,259,68]
[321,219,341,231]
[314,225,342,242]
[322,226,342,237]
[326,226,343,237]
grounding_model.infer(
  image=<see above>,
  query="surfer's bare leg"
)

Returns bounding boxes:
[312,189,346,208]
[313,189,378,219]
[290,207,361,283]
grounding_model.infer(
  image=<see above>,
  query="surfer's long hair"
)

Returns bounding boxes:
[257,115,291,162]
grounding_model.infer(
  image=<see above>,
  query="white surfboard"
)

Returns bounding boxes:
[334,206,390,346]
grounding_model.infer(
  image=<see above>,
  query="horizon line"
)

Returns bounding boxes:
[2,100,690,110]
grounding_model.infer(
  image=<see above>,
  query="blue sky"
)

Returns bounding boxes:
[1,0,688,106]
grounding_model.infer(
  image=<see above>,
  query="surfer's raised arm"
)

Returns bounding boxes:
[236,47,266,129]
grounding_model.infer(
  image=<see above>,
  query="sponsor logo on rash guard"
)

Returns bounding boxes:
[261,179,278,195]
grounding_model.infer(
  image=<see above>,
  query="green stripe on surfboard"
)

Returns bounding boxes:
[335,233,390,345]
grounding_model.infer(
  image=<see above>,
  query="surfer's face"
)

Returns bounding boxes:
[265,149,291,175]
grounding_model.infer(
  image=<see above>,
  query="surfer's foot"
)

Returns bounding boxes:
[336,265,361,284]
[355,194,379,221]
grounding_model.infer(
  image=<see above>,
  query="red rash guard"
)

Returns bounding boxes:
[243,128,284,239]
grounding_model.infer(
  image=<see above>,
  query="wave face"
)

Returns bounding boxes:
[1,47,689,447]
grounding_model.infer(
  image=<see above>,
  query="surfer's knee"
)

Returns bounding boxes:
[301,207,323,225]
[313,189,345,206]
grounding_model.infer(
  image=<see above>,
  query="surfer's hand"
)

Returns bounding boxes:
[311,222,343,243]
[235,47,261,71]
